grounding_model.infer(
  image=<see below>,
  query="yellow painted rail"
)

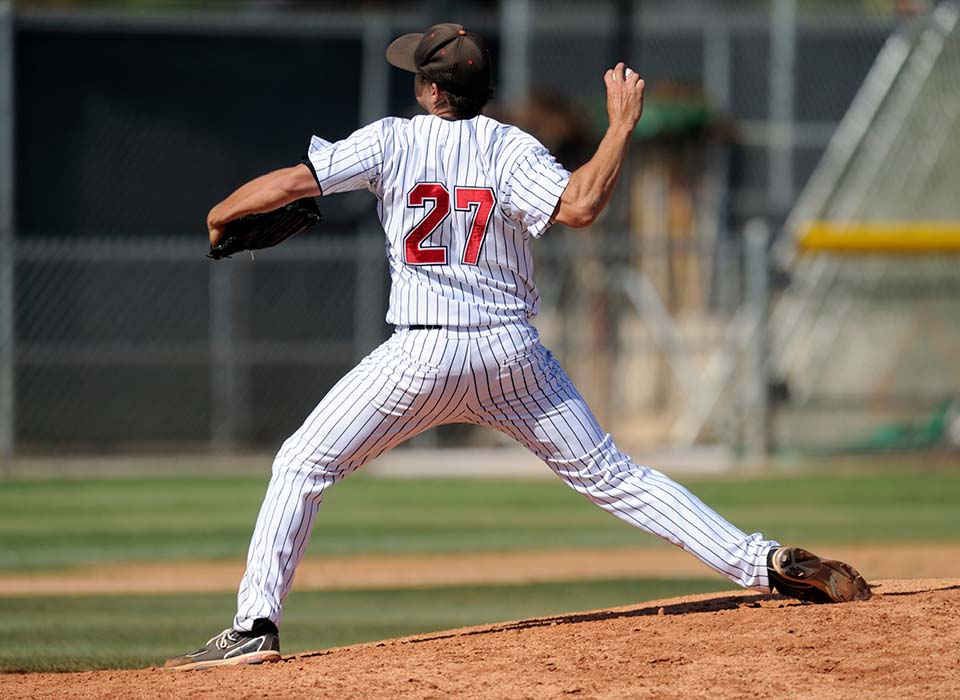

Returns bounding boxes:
[798,221,960,253]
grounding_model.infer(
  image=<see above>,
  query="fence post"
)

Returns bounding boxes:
[769,0,797,214]
[0,0,15,467]
[703,15,731,113]
[209,262,247,451]
[360,11,390,124]
[744,219,771,460]
[354,234,384,360]
[500,0,530,104]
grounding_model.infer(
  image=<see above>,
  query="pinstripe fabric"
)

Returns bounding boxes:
[232,113,777,632]
[234,322,777,631]
[305,115,569,328]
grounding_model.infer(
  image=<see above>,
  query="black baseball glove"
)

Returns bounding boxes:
[207,197,323,260]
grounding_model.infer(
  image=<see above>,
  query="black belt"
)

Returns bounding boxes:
[408,324,443,330]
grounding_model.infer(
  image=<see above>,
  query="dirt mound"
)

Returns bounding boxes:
[4,578,958,700]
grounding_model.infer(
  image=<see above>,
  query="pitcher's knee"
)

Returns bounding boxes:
[271,435,343,480]
[544,435,646,493]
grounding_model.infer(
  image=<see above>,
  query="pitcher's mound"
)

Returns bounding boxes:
[4,578,958,700]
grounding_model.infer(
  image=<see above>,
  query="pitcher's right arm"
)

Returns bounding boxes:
[551,62,645,229]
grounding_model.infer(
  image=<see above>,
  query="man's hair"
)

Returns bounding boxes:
[416,72,493,119]
[444,88,493,119]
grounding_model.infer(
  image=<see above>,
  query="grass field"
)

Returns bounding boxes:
[1,467,958,672]
[1,578,735,673]
[1,469,958,571]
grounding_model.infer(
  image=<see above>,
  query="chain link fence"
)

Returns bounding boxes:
[13,236,387,450]
[3,1,932,457]
[771,3,960,452]
[11,230,767,454]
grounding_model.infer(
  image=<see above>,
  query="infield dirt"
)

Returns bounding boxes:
[3,577,957,700]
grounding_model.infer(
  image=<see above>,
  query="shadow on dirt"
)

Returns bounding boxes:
[295,591,789,659]
[877,583,960,597]
[418,592,783,642]
[291,582,959,663]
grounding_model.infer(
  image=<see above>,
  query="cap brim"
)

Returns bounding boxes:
[386,33,422,72]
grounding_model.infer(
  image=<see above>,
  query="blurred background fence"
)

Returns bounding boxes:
[2,0,958,460]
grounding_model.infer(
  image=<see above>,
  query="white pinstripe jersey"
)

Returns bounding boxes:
[306,115,571,327]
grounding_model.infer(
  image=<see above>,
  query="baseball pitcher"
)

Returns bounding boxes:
[165,23,870,671]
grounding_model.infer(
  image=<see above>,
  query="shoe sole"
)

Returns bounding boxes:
[772,546,872,602]
[165,650,282,672]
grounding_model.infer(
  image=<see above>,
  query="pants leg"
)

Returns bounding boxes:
[470,323,777,591]
[235,330,469,630]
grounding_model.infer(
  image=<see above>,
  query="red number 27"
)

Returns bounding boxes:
[404,183,495,266]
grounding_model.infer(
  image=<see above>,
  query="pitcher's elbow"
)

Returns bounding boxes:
[553,199,597,228]
[568,202,600,228]
[278,165,320,200]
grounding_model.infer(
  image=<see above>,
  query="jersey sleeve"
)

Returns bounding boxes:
[502,144,571,238]
[302,121,385,196]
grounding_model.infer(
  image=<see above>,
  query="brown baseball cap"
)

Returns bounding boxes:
[386,23,492,98]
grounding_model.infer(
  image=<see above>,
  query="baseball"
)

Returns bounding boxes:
[625,68,633,78]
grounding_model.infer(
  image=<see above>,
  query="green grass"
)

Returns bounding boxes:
[1,468,956,674]
[0,577,733,673]
[1,470,958,571]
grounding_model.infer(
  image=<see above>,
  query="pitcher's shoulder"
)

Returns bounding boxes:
[477,115,538,142]
[372,116,411,134]
[478,117,550,163]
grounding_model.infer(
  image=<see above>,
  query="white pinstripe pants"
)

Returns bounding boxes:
[235,322,777,630]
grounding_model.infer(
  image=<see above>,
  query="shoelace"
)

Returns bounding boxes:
[214,628,242,650]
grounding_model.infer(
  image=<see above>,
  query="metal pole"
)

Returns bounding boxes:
[360,11,391,124]
[612,0,635,67]
[209,263,238,451]
[702,16,731,113]
[0,0,15,466]
[500,0,530,104]
[768,0,796,215]
[354,234,384,361]
[744,219,770,459]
